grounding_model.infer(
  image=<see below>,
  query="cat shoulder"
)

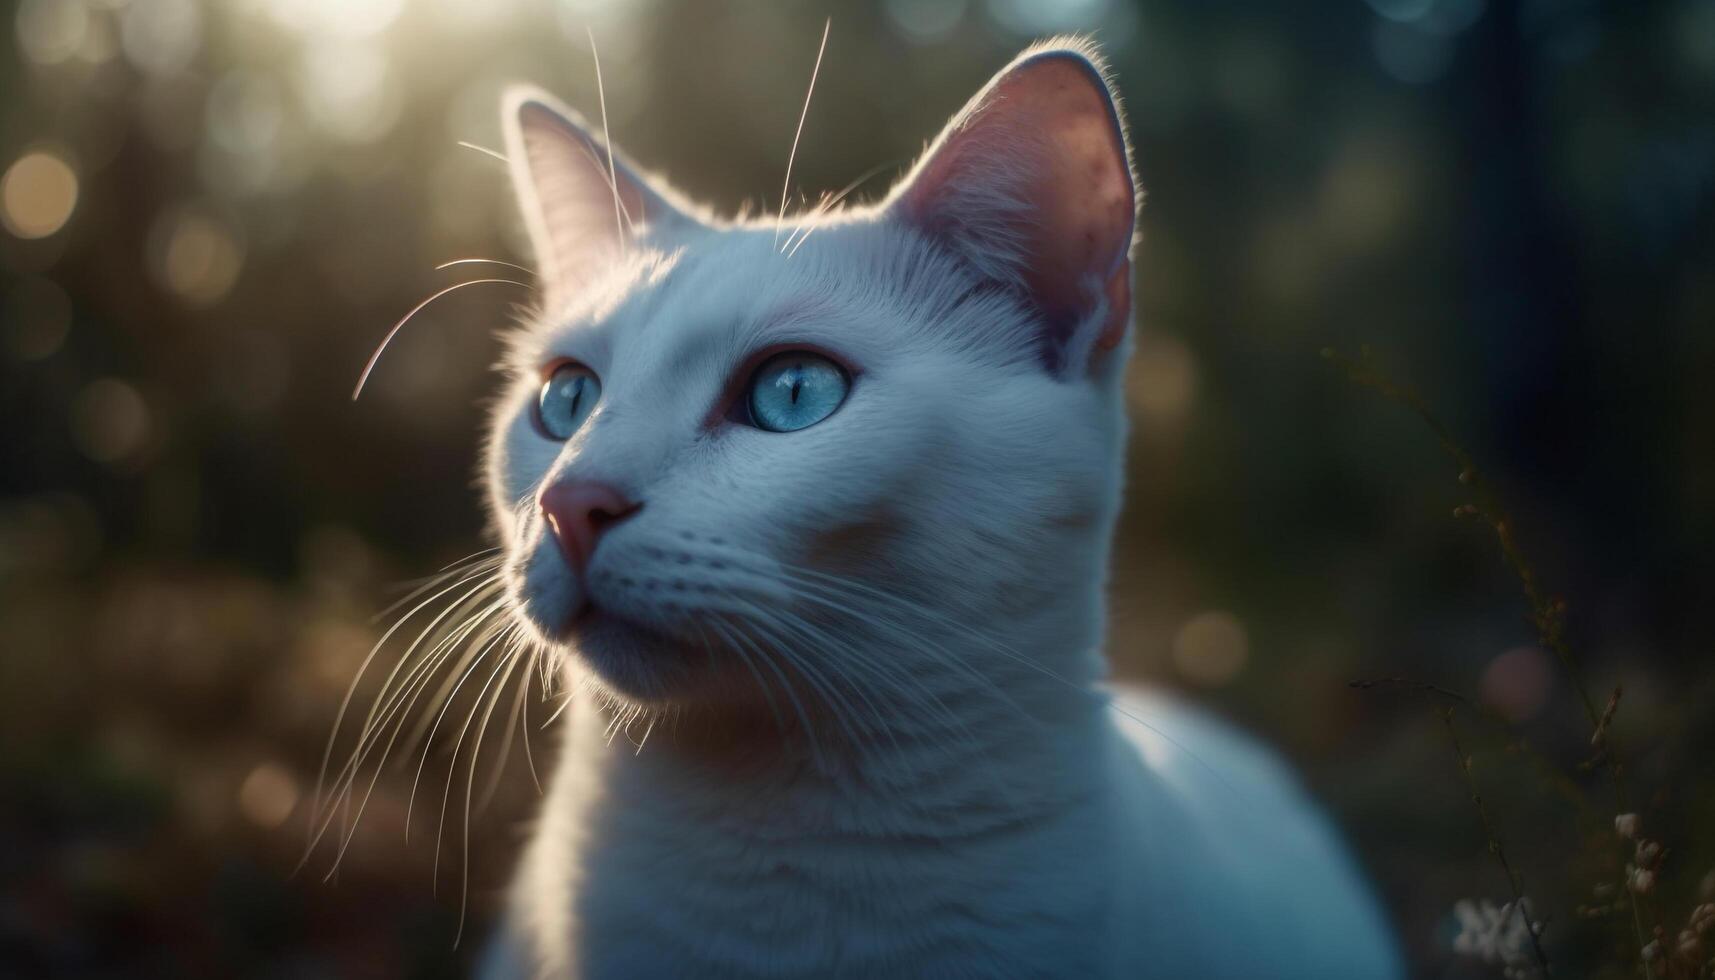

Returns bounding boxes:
[1103,683,1405,979]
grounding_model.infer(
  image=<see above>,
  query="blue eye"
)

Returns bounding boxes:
[536,364,601,440]
[746,352,849,432]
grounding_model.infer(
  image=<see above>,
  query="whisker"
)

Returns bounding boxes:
[709,617,826,769]
[435,258,536,277]
[304,565,501,867]
[775,17,832,251]
[401,610,521,762]
[783,157,899,256]
[738,610,867,758]
[456,139,509,164]
[476,636,536,814]
[437,547,503,572]
[603,698,642,745]
[693,548,1236,794]
[353,279,533,401]
[406,620,512,837]
[707,556,1035,732]
[517,652,545,796]
[720,587,1027,807]
[313,591,508,870]
[776,562,1237,795]
[700,618,789,737]
[449,644,521,947]
[735,598,887,752]
[426,631,512,882]
[630,710,660,755]
[775,575,1037,738]
[369,553,503,628]
[768,604,944,734]
[348,579,507,771]
[313,629,467,866]
[520,666,544,794]
[769,601,1017,796]
[741,588,1002,778]
[540,690,575,729]
[587,28,627,251]
[316,594,505,861]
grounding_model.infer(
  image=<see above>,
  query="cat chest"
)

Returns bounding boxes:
[556,823,1111,977]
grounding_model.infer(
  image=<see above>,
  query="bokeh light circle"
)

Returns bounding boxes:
[1,150,80,239]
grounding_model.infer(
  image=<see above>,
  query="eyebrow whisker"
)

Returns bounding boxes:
[435,258,536,277]
[775,18,832,252]
[456,140,509,164]
[353,279,533,401]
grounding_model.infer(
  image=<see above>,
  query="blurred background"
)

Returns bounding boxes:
[2,0,1712,976]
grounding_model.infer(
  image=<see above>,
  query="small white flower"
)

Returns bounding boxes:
[1451,898,1542,975]
[1615,812,1641,839]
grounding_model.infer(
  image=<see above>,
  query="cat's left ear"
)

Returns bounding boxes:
[884,40,1137,376]
[501,87,699,303]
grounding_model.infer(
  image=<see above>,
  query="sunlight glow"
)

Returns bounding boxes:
[264,0,405,39]
[297,41,400,143]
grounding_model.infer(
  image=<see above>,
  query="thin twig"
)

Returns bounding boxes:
[1351,676,1595,818]
[1444,707,1555,976]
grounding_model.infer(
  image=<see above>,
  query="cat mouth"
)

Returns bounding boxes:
[544,597,632,641]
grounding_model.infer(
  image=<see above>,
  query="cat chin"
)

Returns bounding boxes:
[562,610,734,705]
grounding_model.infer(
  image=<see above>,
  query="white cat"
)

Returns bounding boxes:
[476,37,1403,979]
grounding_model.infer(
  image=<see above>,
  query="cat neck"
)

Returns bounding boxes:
[517,625,1121,977]
[558,609,1114,845]
[511,571,1125,975]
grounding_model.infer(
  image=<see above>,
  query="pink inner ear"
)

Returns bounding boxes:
[514,101,651,292]
[895,52,1136,366]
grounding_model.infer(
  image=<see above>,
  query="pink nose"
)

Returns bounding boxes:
[538,481,640,573]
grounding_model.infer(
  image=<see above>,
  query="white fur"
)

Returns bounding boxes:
[476,39,1402,979]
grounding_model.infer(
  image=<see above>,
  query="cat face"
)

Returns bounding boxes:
[487,40,1138,713]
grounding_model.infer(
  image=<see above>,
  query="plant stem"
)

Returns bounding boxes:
[1325,346,1658,975]
[1443,707,1555,975]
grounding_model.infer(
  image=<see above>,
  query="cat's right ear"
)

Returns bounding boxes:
[501,87,698,300]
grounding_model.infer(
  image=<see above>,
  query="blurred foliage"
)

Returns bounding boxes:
[2,0,1713,976]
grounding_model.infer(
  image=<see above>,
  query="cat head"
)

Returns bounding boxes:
[487,39,1138,718]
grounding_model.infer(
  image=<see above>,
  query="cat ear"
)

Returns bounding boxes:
[501,87,697,300]
[884,41,1137,375]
